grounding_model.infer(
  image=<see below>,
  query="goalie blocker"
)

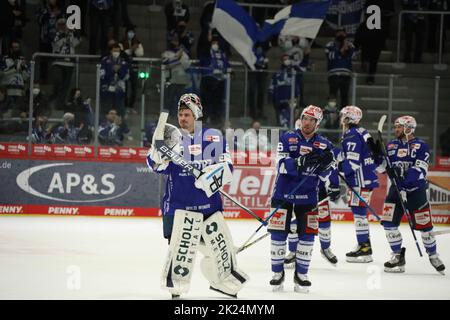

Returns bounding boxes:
[162,210,249,297]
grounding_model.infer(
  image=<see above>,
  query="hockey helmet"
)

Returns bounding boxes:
[340,105,362,125]
[299,105,323,132]
[394,115,417,135]
[177,93,203,120]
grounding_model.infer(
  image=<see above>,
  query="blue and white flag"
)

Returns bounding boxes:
[212,0,259,70]
[258,1,331,42]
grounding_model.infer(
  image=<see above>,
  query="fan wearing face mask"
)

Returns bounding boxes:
[268,54,300,128]
[100,43,130,118]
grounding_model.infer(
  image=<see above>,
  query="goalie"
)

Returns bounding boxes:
[146,93,249,298]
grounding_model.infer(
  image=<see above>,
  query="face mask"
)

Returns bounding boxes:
[211,44,219,51]
[33,88,40,96]
[283,59,291,67]
[299,38,308,49]
[127,31,135,39]
[112,52,120,59]
[328,101,337,108]
[284,40,293,49]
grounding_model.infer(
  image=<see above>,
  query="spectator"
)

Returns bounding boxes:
[325,28,356,109]
[238,120,269,152]
[268,54,299,128]
[427,0,449,53]
[89,0,113,55]
[162,31,191,119]
[354,13,387,85]
[51,112,80,144]
[8,0,27,42]
[49,18,80,110]
[30,82,50,118]
[165,0,190,32]
[0,41,30,108]
[440,126,450,156]
[120,27,144,114]
[0,0,15,55]
[199,33,230,126]
[248,41,269,121]
[65,88,93,127]
[30,115,51,144]
[402,0,428,63]
[113,0,134,38]
[280,35,310,108]
[100,44,130,117]
[36,0,65,82]
[98,109,130,146]
[175,20,195,57]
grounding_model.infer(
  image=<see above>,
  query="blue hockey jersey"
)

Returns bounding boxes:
[340,126,379,189]
[386,137,430,192]
[146,127,232,216]
[272,129,334,205]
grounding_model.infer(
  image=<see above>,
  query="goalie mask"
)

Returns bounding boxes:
[394,115,417,137]
[178,93,203,120]
[340,105,362,125]
[299,105,323,132]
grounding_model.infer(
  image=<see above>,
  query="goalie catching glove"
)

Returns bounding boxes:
[194,162,233,198]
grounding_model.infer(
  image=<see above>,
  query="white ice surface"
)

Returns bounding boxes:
[0,216,449,300]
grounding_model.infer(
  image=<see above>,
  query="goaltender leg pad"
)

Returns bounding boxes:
[161,210,203,296]
[200,211,249,296]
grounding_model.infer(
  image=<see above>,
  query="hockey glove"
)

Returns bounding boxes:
[317,149,334,173]
[296,152,321,171]
[327,185,341,202]
[194,162,233,197]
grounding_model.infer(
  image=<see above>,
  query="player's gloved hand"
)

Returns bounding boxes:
[148,145,170,165]
[327,185,341,202]
[317,149,334,172]
[296,152,321,171]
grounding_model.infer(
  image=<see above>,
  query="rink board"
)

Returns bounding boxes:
[0,151,449,224]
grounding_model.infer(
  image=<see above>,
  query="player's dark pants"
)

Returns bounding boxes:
[269,199,318,274]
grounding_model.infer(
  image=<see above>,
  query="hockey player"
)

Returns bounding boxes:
[379,116,446,274]
[268,105,335,293]
[146,93,248,298]
[284,146,341,267]
[339,106,379,263]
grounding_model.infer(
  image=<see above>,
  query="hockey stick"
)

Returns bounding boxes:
[377,115,423,257]
[337,172,382,221]
[152,112,266,225]
[236,232,270,254]
[238,164,320,251]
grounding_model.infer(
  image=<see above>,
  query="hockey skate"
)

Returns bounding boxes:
[269,270,285,292]
[321,248,338,266]
[384,247,406,273]
[429,253,446,275]
[294,272,311,293]
[284,252,296,269]
[346,241,373,263]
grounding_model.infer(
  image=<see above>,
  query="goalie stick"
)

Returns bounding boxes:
[152,112,266,225]
[377,115,423,257]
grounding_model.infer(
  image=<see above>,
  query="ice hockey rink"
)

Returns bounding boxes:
[1,215,449,300]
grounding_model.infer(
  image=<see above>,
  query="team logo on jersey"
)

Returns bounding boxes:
[313,141,327,150]
[397,149,408,158]
[387,143,398,150]
[411,143,421,149]
[205,135,220,142]
[288,137,298,144]
[300,145,312,155]
[188,144,202,156]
